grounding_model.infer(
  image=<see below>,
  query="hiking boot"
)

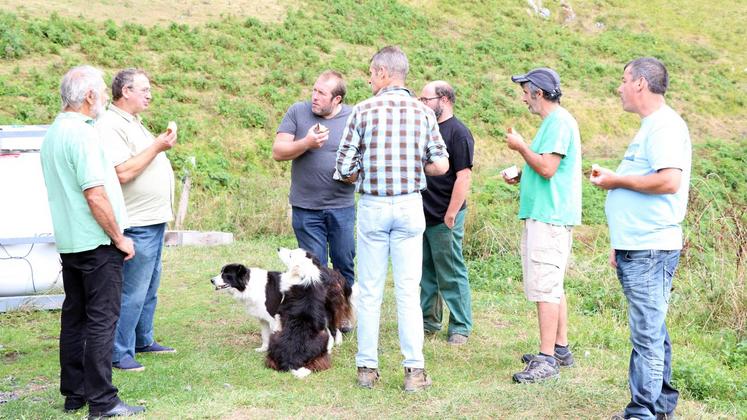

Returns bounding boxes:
[447,334,468,345]
[403,367,432,392]
[521,349,574,367]
[512,355,559,383]
[357,367,380,389]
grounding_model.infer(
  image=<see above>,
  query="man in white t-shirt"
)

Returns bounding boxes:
[97,68,177,372]
[591,57,691,420]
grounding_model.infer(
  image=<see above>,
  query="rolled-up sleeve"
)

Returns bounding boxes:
[336,108,361,178]
[424,114,448,163]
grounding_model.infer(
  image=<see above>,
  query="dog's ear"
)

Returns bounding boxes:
[237,264,248,278]
[304,251,322,268]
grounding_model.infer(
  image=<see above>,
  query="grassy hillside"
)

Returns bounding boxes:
[1,0,745,418]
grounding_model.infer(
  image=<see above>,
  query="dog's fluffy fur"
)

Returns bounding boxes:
[210,264,283,352]
[266,248,334,378]
[283,250,355,346]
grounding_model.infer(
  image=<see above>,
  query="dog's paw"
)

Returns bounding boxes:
[254,346,268,352]
[291,367,311,379]
[335,329,343,346]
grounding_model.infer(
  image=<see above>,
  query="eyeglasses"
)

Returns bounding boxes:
[419,96,441,103]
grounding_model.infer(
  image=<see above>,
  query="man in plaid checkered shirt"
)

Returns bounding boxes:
[336,45,449,393]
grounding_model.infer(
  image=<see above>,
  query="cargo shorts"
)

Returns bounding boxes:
[520,218,573,303]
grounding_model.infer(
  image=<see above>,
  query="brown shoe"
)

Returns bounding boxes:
[403,367,432,392]
[357,367,380,389]
[447,334,468,345]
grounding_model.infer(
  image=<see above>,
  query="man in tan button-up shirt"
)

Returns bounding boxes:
[96,68,177,372]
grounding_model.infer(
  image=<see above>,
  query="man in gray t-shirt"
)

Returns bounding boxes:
[272,70,355,289]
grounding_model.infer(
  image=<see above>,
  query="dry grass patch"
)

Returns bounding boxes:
[2,0,293,26]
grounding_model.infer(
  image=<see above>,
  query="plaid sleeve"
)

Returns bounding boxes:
[336,107,361,177]
[424,113,448,162]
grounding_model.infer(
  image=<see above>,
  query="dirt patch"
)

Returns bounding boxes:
[2,0,293,26]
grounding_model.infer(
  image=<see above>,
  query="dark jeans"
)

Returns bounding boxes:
[59,244,124,413]
[291,205,356,287]
[616,249,681,420]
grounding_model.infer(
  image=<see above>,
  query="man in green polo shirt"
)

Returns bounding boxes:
[41,65,144,417]
[502,67,582,383]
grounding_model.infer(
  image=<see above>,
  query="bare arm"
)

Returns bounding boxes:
[444,168,471,228]
[590,167,682,194]
[83,186,134,260]
[115,131,176,184]
[506,132,561,179]
[424,157,449,176]
[272,127,328,161]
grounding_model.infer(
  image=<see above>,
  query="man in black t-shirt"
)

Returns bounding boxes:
[418,81,475,345]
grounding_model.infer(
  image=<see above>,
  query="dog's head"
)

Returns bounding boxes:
[211,263,249,292]
[277,248,321,292]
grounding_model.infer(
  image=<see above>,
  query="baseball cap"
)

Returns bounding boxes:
[511,67,561,95]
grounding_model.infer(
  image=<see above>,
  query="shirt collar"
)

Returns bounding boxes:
[58,111,96,126]
[107,103,141,123]
[376,86,415,97]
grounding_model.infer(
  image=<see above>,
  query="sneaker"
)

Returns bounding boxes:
[403,367,432,392]
[512,355,559,383]
[447,334,468,345]
[112,355,144,372]
[521,349,574,367]
[357,367,380,389]
[135,341,176,354]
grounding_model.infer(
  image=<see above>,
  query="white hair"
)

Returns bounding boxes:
[370,46,409,81]
[60,65,105,111]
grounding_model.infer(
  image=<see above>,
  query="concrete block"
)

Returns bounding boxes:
[164,230,234,247]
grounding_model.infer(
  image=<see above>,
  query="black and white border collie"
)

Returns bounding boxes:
[210,264,283,352]
[266,247,333,378]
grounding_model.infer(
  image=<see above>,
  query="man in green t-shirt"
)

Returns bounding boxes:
[502,67,582,383]
[41,65,144,417]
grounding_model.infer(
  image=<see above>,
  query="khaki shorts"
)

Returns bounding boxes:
[520,218,572,303]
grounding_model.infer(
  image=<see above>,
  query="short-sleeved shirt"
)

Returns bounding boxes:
[518,106,582,226]
[96,104,174,227]
[605,105,691,250]
[422,116,474,226]
[40,112,128,254]
[276,101,354,209]
[336,86,449,196]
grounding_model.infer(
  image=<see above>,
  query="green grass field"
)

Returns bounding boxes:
[1,240,744,419]
[1,0,745,418]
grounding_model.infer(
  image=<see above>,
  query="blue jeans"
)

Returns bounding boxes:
[420,208,472,336]
[355,193,426,369]
[616,249,680,420]
[292,206,356,287]
[113,223,166,363]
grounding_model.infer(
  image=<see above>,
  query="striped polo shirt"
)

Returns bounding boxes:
[336,86,448,196]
